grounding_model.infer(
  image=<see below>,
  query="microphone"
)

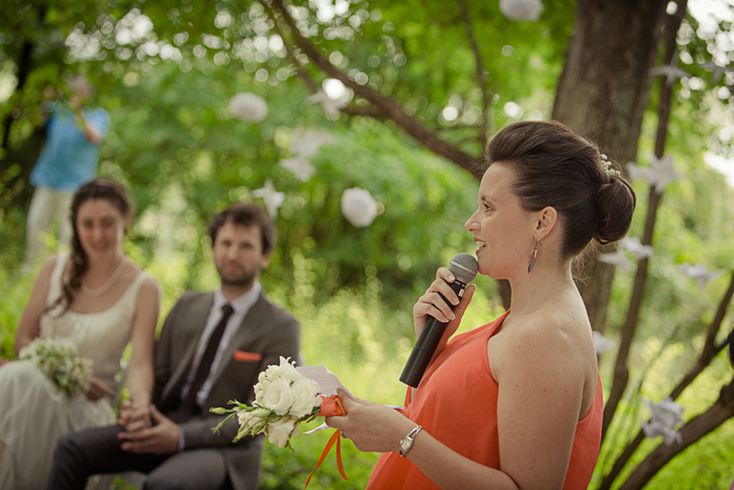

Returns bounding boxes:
[400,253,479,388]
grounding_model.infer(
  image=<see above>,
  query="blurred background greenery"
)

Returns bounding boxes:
[3,0,734,488]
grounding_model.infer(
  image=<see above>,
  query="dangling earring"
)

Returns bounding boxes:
[527,239,539,274]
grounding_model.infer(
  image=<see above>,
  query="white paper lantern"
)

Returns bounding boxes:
[228,92,268,122]
[341,187,378,227]
[499,0,543,21]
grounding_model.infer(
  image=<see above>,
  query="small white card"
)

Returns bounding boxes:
[296,365,354,399]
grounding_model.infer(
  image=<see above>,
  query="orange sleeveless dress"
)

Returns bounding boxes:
[367,310,603,489]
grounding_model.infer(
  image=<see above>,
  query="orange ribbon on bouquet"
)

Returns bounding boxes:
[304,395,348,488]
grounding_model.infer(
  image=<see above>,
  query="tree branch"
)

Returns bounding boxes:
[601,0,688,442]
[457,0,489,149]
[263,0,483,179]
[617,376,734,490]
[597,268,733,490]
[264,5,320,94]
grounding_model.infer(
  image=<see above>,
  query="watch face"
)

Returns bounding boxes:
[399,435,413,456]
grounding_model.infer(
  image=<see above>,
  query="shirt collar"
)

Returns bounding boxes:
[213,282,261,315]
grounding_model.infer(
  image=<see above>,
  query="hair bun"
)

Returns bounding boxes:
[593,176,636,244]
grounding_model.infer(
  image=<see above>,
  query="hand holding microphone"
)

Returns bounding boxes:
[400,253,479,388]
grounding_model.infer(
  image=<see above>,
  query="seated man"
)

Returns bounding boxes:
[47,202,301,490]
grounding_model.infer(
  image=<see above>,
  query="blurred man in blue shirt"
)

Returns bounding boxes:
[23,76,110,272]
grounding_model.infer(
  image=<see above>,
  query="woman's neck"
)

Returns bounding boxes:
[86,250,125,275]
[506,260,577,316]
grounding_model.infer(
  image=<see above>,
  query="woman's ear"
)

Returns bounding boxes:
[535,206,558,241]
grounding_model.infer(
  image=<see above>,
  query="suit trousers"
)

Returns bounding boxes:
[47,425,230,490]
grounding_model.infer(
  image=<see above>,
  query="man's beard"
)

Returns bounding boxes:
[217,262,259,288]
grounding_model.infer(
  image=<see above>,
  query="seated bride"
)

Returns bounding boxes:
[0,177,160,489]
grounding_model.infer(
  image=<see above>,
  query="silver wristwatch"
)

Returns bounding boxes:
[399,425,423,457]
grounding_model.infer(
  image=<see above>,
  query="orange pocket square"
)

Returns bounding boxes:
[233,350,262,362]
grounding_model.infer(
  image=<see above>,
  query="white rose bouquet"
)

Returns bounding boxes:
[211,356,327,449]
[19,337,94,397]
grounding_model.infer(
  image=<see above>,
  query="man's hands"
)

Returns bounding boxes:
[117,405,180,455]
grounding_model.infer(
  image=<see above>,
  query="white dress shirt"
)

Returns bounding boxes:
[180,282,262,408]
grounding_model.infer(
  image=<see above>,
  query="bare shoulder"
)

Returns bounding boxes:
[495,308,593,379]
[39,253,63,277]
[31,254,65,293]
[515,309,590,346]
[137,276,162,303]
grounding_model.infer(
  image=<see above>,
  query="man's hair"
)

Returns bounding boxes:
[208,202,276,255]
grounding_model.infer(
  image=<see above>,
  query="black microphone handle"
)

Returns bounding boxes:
[400,280,467,388]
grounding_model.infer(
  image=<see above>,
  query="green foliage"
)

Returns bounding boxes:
[3,0,734,487]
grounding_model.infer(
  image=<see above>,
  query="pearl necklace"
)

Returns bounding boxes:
[81,255,127,298]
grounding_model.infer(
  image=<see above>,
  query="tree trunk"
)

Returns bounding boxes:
[551,0,668,332]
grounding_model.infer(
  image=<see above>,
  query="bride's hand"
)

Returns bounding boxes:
[86,376,116,401]
[413,267,476,341]
[117,399,152,431]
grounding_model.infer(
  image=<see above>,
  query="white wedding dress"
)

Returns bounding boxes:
[0,252,148,490]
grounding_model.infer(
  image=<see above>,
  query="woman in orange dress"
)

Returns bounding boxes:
[326,121,636,489]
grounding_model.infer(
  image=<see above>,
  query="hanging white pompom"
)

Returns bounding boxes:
[228,92,268,122]
[499,0,543,21]
[341,187,378,227]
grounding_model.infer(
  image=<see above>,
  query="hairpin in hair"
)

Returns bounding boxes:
[601,153,621,177]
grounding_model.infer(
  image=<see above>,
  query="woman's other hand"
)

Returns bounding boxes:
[116,399,152,432]
[413,267,476,342]
[85,376,116,401]
[325,389,416,453]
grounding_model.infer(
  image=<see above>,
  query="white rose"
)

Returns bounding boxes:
[261,377,296,415]
[289,378,321,419]
[278,360,302,384]
[267,417,297,448]
[263,356,300,383]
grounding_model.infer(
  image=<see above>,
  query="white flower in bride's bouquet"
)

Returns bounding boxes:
[341,187,379,227]
[267,416,298,448]
[289,378,322,418]
[261,377,297,415]
[19,337,93,397]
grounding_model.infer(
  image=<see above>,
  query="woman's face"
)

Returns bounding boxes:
[465,163,538,278]
[75,198,126,260]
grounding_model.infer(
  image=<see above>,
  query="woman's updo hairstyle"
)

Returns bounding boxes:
[487,120,636,257]
[58,178,133,310]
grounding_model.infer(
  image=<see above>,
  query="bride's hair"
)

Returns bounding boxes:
[53,178,133,312]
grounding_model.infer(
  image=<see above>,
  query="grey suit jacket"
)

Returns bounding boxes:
[152,289,300,490]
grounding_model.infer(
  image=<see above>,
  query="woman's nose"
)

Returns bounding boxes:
[465,212,479,232]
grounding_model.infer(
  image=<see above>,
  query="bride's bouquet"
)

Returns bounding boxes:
[211,356,336,449]
[19,337,94,397]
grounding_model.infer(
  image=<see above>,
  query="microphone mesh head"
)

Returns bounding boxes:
[449,253,479,284]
